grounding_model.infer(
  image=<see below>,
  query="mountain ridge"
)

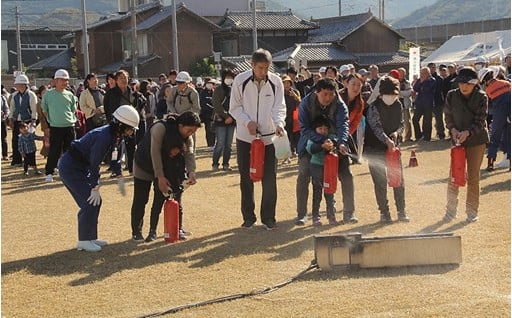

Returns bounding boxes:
[1,0,509,29]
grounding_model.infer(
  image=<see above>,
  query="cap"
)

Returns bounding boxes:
[452,67,479,84]
[388,69,400,79]
[282,75,293,83]
[358,68,370,76]
[447,63,456,69]
[368,64,379,71]
[347,64,355,69]
[318,66,327,73]
[130,79,139,85]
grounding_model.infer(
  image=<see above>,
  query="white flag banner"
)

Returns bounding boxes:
[409,47,420,83]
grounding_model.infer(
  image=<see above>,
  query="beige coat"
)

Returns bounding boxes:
[79,88,104,119]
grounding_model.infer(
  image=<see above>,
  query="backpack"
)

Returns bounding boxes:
[173,90,193,106]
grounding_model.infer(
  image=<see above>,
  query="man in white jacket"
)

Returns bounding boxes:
[229,48,286,230]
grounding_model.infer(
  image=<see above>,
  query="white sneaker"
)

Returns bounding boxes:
[44,174,54,182]
[77,240,101,252]
[496,158,510,169]
[93,239,108,247]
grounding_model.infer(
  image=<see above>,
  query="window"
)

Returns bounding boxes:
[20,43,68,50]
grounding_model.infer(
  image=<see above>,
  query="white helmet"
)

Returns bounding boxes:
[54,69,70,79]
[478,67,499,83]
[475,56,488,65]
[14,74,29,85]
[175,71,192,83]
[113,105,140,128]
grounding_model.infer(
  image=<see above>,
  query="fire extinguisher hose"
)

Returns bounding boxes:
[137,260,319,317]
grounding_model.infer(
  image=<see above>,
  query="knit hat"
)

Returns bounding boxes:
[379,76,399,95]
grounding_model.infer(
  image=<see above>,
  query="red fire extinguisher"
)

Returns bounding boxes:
[386,148,402,188]
[323,151,339,194]
[163,194,180,243]
[450,145,466,187]
[250,135,265,182]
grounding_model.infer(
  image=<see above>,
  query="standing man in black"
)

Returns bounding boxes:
[428,62,446,140]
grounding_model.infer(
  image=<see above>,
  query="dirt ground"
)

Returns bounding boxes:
[1,127,510,317]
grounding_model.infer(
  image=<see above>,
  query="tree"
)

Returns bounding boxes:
[188,57,215,78]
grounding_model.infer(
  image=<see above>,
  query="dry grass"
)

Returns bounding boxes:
[1,127,510,318]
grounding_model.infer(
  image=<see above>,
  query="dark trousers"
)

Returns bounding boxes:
[23,151,36,171]
[366,152,405,215]
[85,117,96,132]
[296,152,355,218]
[45,126,75,175]
[487,104,511,160]
[236,139,277,225]
[413,106,433,141]
[131,177,183,236]
[310,163,336,218]
[58,153,101,241]
[125,134,136,173]
[11,120,31,164]
[285,121,299,153]
[204,120,216,148]
[433,104,445,138]
[1,119,8,158]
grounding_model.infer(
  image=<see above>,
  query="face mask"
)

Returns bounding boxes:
[206,83,213,90]
[381,94,398,106]
[224,78,233,86]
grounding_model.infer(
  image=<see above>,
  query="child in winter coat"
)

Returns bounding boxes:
[306,115,338,226]
[17,122,42,175]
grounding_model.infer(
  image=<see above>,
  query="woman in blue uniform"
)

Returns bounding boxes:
[58,105,140,252]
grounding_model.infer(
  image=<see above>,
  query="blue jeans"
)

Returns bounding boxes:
[213,125,235,167]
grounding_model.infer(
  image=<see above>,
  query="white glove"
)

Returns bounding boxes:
[87,187,101,206]
[117,177,126,196]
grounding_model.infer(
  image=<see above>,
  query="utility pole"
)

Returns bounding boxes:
[130,0,138,78]
[382,0,385,22]
[339,0,342,16]
[81,0,90,76]
[15,6,22,72]
[171,0,179,70]
[252,0,257,51]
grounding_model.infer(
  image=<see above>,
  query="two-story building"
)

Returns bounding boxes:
[272,11,409,73]
[71,2,220,78]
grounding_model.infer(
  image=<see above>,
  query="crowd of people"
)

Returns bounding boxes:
[1,50,510,251]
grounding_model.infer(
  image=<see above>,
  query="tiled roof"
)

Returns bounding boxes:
[221,10,317,31]
[309,11,402,43]
[87,2,161,30]
[272,43,357,62]
[134,5,221,32]
[27,47,74,71]
[355,51,410,66]
[221,56,278,74]
[99,54,161,74]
